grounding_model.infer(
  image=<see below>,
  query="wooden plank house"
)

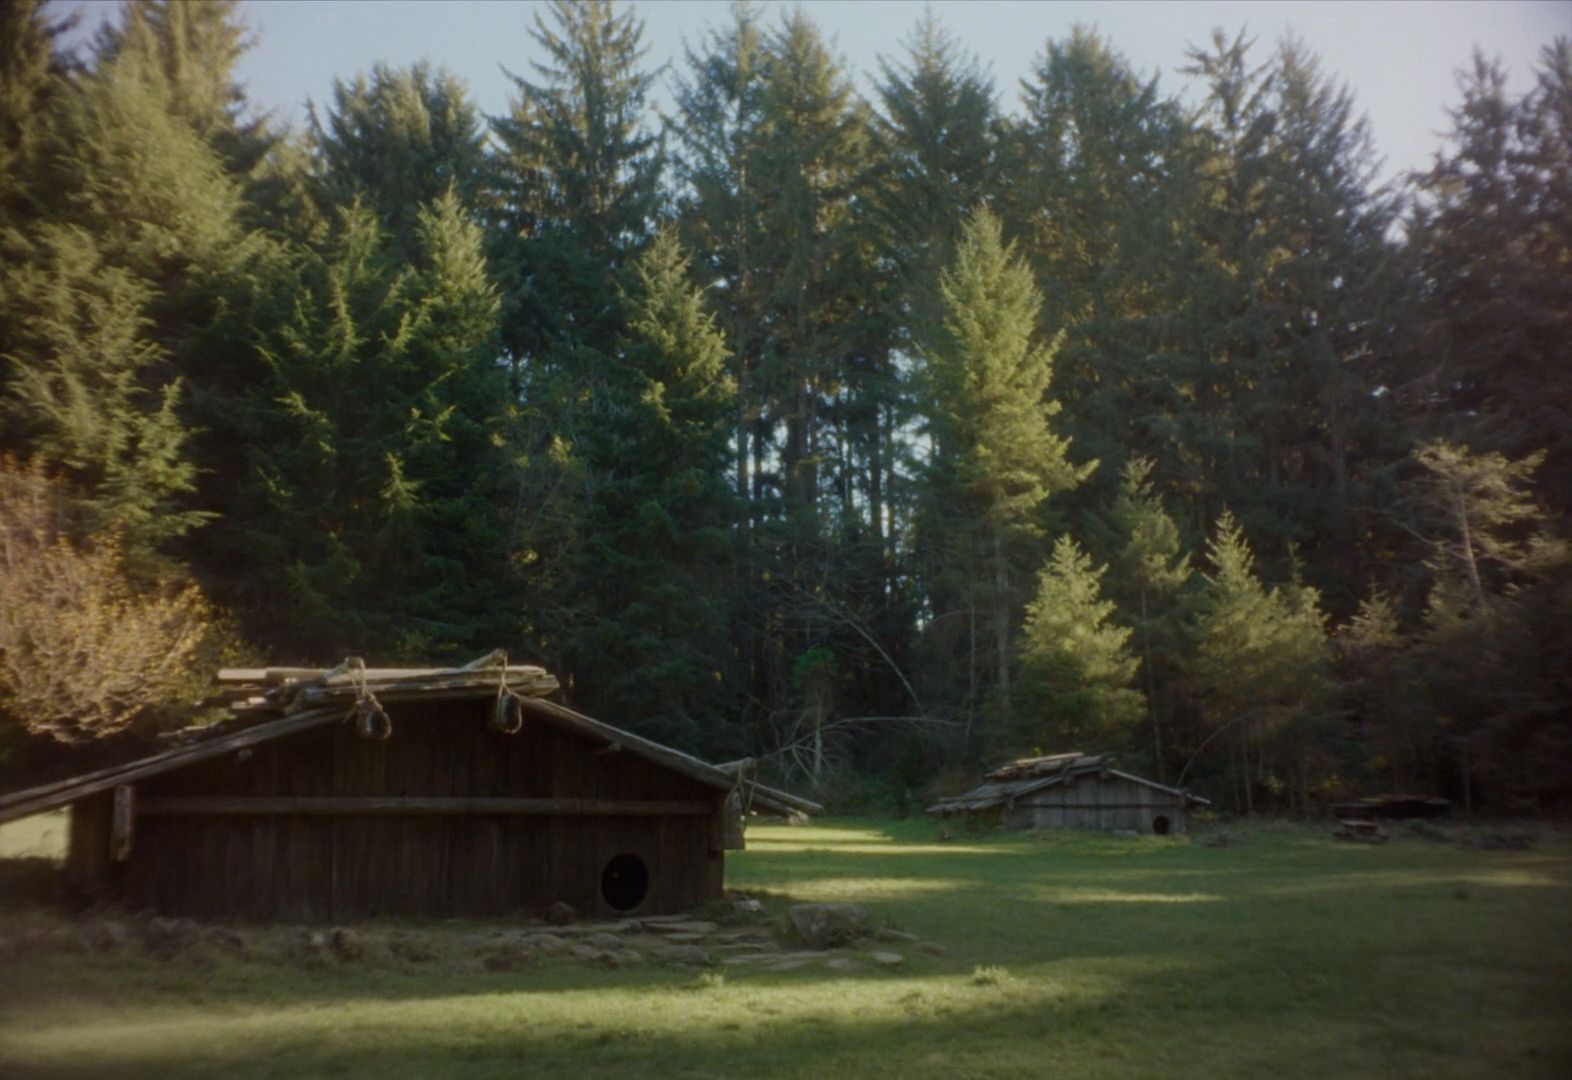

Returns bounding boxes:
[927,752,1208,835]
[0,654,817,921]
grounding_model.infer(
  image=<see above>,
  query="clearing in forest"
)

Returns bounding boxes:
[1,816,1569,1078]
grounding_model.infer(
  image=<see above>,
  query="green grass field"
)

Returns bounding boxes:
[1,814,1569,1078]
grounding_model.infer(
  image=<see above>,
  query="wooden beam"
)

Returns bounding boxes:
[517,697,735,792]
[110,785,134,861]
[136,796,715,817]
[0,706,345,825]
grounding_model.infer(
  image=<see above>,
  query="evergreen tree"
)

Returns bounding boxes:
[916,206,1092,742]
[490,0,661,374]
[564,230,739,749]
[311,62,488,260]
[1095,455,1193,778]
[0,0,76,215]
[1407,40,1572,513]
[870,9,998,352]
[0,227,203,549]
[1006,28,1192,503]
[1,33,250,557]
[1179,32,1399,597]
[672,1,770,512]
[1018,535,1143,753]
[1187,511,1331,813]
[211,194,508,657]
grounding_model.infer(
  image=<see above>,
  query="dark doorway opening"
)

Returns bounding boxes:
[600,853,649,912]
[1152,815,1172,836]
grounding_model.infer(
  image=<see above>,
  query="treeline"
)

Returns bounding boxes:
[1,0,1568,813]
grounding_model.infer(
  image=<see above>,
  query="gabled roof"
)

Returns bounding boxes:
[0,654,822,824]
[926,752,1209,814]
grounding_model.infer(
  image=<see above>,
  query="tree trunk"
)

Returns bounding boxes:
[993,526,1012,734]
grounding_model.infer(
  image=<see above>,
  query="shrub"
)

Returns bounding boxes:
[0,459,226,744]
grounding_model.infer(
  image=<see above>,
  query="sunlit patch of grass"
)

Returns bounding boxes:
[969,964,1014,986]
[1028,887,1225,904]
[770,876,962,901]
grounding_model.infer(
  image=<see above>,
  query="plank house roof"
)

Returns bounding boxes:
[0,653,822,825]
[926,751,1209,814]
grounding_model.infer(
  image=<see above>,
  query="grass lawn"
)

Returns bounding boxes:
[1,814,1569,1078]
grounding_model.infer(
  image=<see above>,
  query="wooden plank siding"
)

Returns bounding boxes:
[109,699,726,920]
[1006,775,1187,834]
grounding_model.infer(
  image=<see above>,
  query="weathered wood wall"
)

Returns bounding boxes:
[74,700,725,920]
[1006,775,1186,834]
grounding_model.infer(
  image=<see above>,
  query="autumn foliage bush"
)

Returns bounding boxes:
[0,458,223,745]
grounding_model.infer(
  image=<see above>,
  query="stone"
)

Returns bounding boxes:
[483,946,530,972]
[526,932,569,955]
[651,920,719,935]
[207,927,246,953]
[916,941,946,956]
[143,917,198,955]
[567,943,605,962]
[786,903,869,948]
[867,950,905,968]
[732,898,764,914]
[874,928,919,944]
[329,927,364,961]
[545,901,577,926]
[651,943,710,966]
[823,958,855,972]
[585,932,626,950]
[84,920,132,953]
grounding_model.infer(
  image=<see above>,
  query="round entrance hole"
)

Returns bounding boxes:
[600,853,650,912]
[1152,815,1172,836]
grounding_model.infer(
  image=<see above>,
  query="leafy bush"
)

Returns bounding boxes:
[0,459,227,744]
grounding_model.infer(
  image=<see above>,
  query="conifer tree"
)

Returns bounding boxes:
[870,9,998,352]
[564,230,739,748]
[1018,536,1144,753]
[1408,40,1572,511]
[1187,511,1330,812]
[1097,456,1193,777]
[1,33,250,557]
[0,0,76,215]
[311,62,488,261]
[212,194,507,657]
[1007,28,1192,498]
[917,207,1092,740]
[672,1,770,515]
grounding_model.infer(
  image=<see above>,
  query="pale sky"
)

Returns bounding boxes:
[61,0,1572,186]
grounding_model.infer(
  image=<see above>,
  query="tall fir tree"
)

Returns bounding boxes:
[564,230,739,750]
[310,62,488,261]
[209,193,508,658]
[916,207,1092,743]
[1006,28,1193,507]
[1407,40,1572,516]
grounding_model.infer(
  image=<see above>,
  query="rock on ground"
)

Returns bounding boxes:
[785,903,870,948]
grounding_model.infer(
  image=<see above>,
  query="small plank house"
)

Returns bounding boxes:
[927,752,1208,835]
[0,654,817,921]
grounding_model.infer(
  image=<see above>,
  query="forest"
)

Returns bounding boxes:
[0,0,1567,816]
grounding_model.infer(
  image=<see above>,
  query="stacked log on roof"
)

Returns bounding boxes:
[165,650,558,743]
[984,752,1108,781]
